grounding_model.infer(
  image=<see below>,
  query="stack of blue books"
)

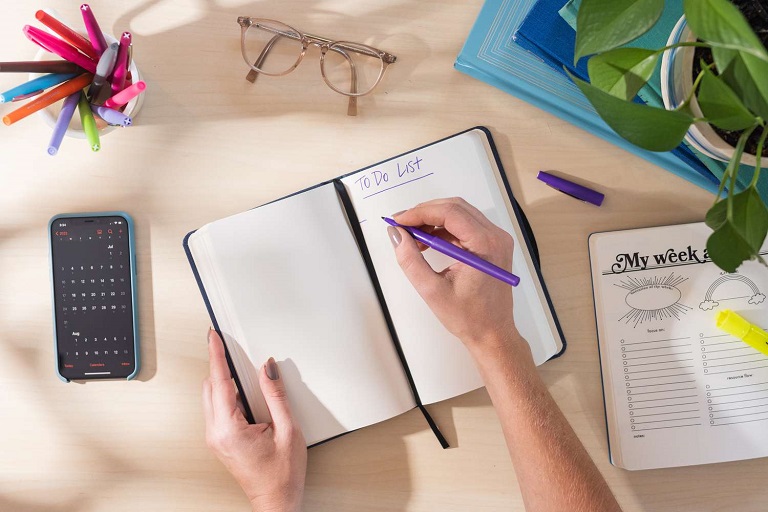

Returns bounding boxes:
[455,0,767,200]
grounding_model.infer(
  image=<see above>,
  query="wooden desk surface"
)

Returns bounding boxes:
[1,1,765,511]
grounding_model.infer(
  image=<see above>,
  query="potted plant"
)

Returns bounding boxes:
[570,0,768,272]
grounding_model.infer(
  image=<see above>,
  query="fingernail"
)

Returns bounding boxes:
[392,210,406,217]
[208,327,214,344]
[387,226,401,247]
[266,357,279,380]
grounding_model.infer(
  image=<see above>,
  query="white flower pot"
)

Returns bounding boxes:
[660,15,758,167]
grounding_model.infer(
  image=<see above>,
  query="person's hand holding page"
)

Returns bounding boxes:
[203,329,307,512]
[389,197,532,365]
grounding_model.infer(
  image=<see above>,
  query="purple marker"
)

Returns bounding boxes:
[91,104,132,127]
[48,91,80,156]
[382,217,520,287]
[537,171,604,206]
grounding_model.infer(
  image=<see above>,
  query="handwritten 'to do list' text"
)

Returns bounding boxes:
[352,154,431,199]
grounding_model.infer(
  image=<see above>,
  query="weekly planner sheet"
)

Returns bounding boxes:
[590,223,768,469]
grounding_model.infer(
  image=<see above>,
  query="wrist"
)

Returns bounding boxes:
[250,494,302,512]
[467,329,536,373]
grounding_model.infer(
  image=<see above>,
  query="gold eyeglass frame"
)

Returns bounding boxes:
[237,17,397,116]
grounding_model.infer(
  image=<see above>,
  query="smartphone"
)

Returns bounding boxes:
[49,212,140,382]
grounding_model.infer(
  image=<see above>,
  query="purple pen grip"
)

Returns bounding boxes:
[383,217,519,286]
[537,171,604,206]
[414,229,520,286]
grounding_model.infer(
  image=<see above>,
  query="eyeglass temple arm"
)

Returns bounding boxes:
[245,34,282,83]
[329,46,358,116]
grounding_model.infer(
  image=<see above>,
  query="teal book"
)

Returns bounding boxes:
[454,0,751,196]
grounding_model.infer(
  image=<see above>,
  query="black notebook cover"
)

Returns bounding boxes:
[183,126,566,448]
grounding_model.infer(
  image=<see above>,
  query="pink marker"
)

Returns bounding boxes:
[103,81,145,109]
[111,32,132,94]
[80,4,107,55]
[23,25,97,74]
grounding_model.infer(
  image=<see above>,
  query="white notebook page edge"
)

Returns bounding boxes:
[188,183,416,445]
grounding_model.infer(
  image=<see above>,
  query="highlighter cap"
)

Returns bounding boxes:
[716,309,768,348]
[716,309,750,338]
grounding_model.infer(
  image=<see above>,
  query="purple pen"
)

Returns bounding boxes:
[382,217,520,287]
[537,171,604,206]
[91,104,132,127]
[48,91,80,156]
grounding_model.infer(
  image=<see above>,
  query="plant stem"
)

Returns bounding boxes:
[725,126,757,220]
[749,126,768,188]
[675,65,714,112]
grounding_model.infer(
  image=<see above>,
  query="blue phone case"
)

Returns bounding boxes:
[48,211,140,382]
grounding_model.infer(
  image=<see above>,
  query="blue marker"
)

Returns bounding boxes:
[0,72,78,103]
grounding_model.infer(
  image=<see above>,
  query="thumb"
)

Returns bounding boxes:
[258,357,296,434]
[390,226,448,301]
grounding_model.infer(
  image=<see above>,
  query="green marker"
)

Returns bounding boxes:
[78,92,100,152]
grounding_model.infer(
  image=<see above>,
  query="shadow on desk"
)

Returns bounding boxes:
[113,0,432,128]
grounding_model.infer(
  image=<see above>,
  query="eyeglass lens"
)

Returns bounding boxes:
[322,42,384,96]
[243,20,304,75]
[243,19,385,96]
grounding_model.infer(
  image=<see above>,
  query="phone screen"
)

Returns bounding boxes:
[50,215,136,380]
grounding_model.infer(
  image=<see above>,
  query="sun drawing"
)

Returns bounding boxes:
[614,273,691,327]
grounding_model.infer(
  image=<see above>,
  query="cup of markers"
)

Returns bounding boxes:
[0,5,147,155]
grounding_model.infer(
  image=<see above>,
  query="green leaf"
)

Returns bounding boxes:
[705,197,727,230]
[706,188,768,271]
[567,70,693,151]
[587,48,660,100]
[712,47,738,73]
[720,53,768,120]
[697,67,758,131]
[735,188,768,253]
[707,221,758,272]
[574,0,664,61]
[683,0,768,63]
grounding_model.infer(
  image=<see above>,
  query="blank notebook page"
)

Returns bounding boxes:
[341,129,562,405]
[187,183,415,445]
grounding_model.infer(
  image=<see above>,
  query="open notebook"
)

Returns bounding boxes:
[184,128,565,446]
[590,223,768,470]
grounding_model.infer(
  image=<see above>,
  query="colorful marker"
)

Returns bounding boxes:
[0,72,78,103]
[48,91,80,156]
[88,42,119,101]
[716,310,768,356]
[80,4,107,56]
[2,73,92,126]
[23,25,97,74]
[91,104,132,127]
[0,61,82,74]
[103,80,145,109]
[78,92,100,152]
[111,32,132,94]
[35,10,99,61]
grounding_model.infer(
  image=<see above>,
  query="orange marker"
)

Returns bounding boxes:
[3,73,92,126]
[34,11,99,61]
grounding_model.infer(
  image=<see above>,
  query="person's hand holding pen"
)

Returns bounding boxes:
[387,197,531,363]
[388,197,622,512]
[203,329,307,512]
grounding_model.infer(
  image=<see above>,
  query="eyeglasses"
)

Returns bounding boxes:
[237,17,397,116]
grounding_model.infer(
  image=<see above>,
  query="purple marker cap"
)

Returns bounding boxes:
[537,171,604,206]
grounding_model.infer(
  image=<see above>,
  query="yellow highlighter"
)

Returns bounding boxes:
[716,310,768,356]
